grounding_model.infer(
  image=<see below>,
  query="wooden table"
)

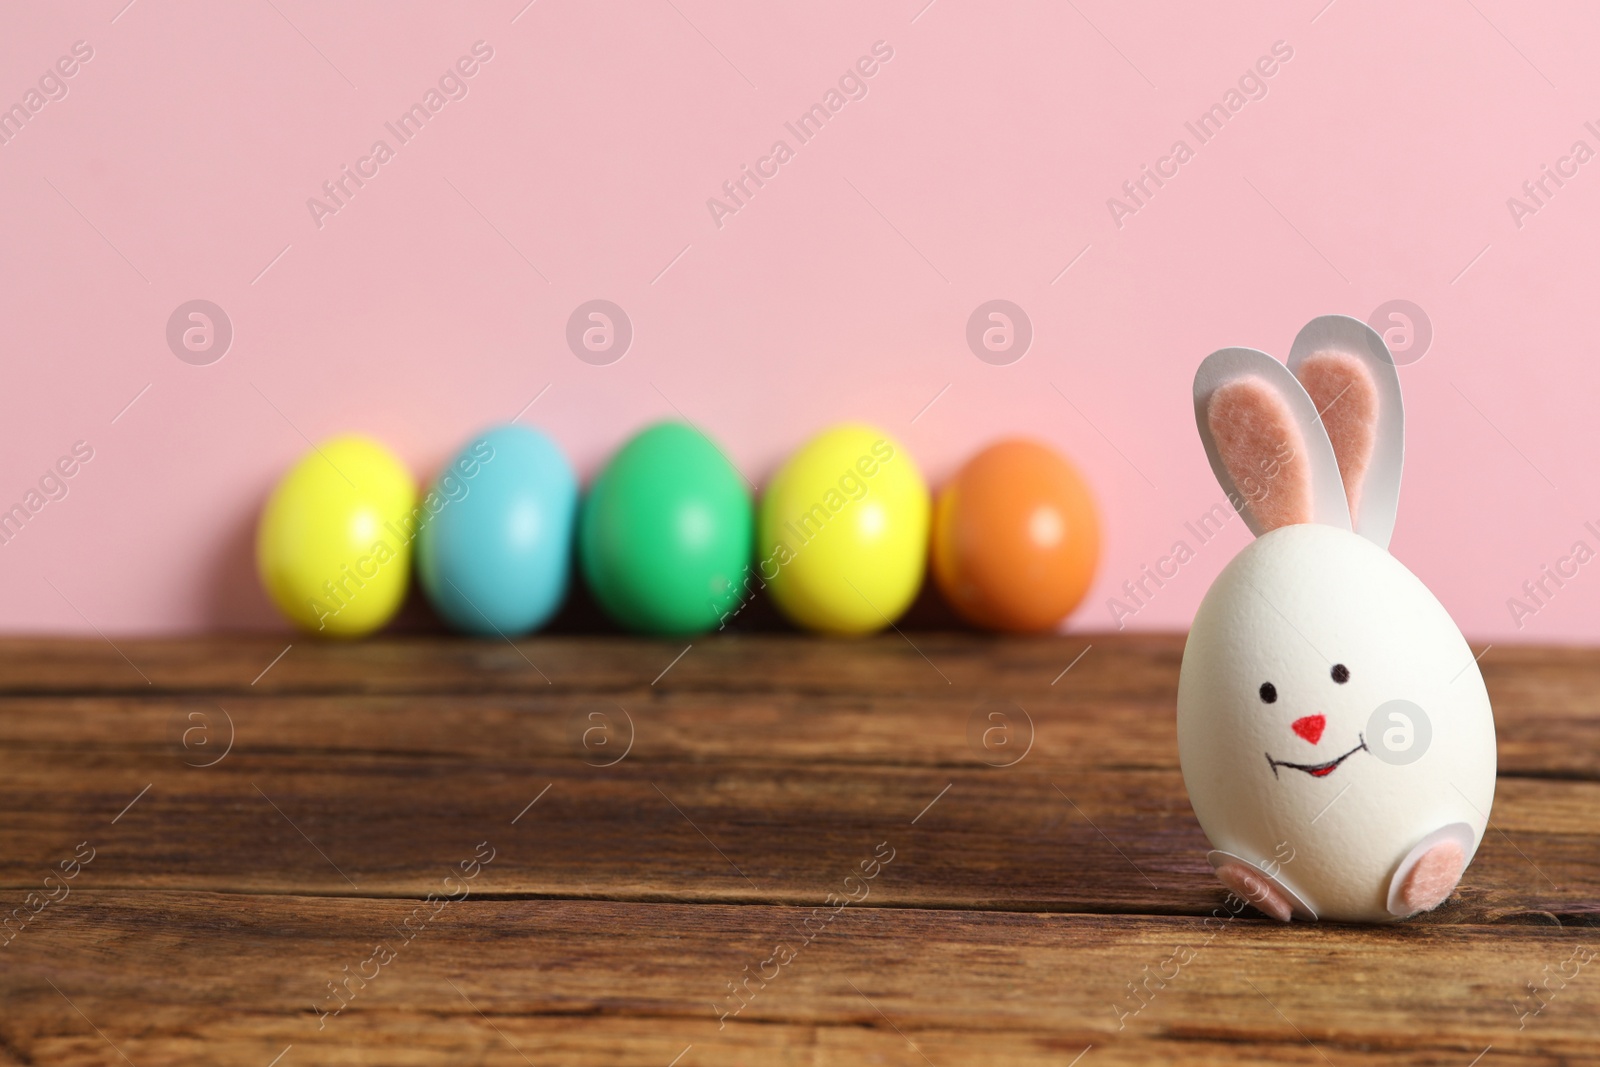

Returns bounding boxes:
[0,634,1595,1065]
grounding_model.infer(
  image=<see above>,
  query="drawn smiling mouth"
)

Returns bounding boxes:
[1265,735,1368,780]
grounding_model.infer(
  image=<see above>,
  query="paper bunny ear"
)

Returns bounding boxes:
[1194,348,1352,538]
[1287,315,1404,550]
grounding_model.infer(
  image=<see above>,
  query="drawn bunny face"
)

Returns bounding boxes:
[1176,315,1497,923]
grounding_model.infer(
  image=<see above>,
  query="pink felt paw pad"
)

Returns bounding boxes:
[1397,840,1465,915]
[1213,862,1293,922]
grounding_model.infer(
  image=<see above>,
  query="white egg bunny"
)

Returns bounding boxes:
[1177,314,1497,923]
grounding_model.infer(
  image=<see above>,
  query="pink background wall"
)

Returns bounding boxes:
[1,0,1595,641]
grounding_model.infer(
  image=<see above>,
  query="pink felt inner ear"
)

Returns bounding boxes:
[1296,350,1379,525]
[1206,376,1313,532]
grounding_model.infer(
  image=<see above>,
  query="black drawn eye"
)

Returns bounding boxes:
[1331,664,1350,684]
[1259,682,1277,704]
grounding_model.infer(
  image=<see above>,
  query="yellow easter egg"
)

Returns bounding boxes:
[256,434,417,637]
[757,424,929,635]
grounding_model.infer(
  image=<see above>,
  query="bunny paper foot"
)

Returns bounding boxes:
[1386,823,1474,917]
[1388,848,1465,920]
[1395,841,1464,914]
[1214,861,1294,922]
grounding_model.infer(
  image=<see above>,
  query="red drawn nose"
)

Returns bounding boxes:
[1292,715,1326,745]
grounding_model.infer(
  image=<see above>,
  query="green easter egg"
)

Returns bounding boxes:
[579,422,752,634]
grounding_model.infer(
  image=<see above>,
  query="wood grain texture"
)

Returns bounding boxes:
[0,634,1596,1066]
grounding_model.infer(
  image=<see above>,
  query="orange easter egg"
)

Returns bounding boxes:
[932,439,1100,632]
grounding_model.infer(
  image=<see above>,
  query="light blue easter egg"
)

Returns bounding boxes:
[417,424,577,635]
